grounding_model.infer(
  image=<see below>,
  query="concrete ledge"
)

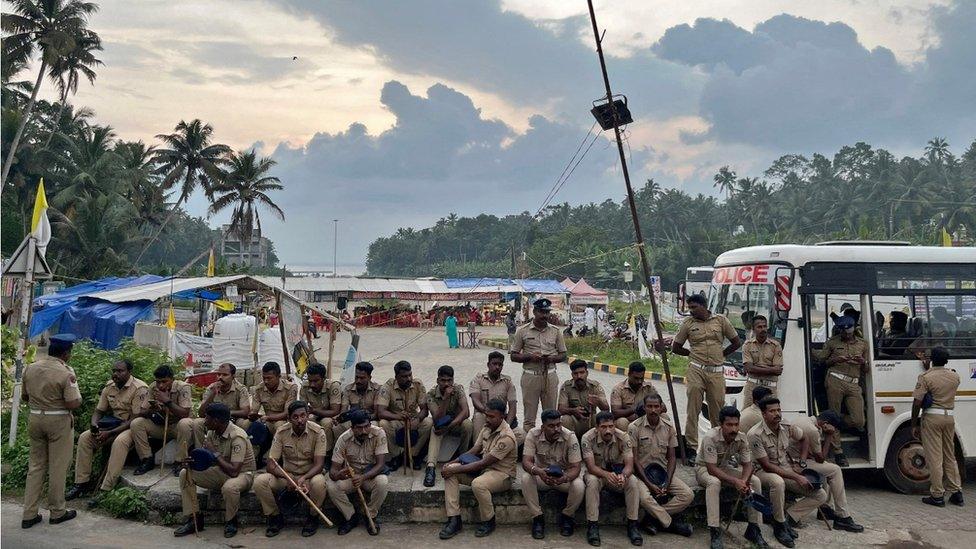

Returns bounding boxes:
[476,338,686,385]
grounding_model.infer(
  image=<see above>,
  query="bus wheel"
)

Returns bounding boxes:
[883,426,929,494]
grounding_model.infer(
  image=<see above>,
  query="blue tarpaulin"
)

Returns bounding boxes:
[29,275,166,348]
[515,279,571,294]
[443,278,568,293]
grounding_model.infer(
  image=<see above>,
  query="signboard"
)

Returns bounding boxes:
[711,264,772,285]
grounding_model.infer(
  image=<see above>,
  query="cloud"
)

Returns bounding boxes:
[258,80,645,266]
[652,6,975,151]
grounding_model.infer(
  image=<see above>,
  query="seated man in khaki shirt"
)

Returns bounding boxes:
[252,401,328,538]
[439,399,518,540]
[247,361,298,433]
[581,411,643,547]
[194,363,251,443]
[424,365,472,487]
[558,359,609,440]
[610,362,658,431]
[739,385,773,436]
[377,361,432,470]
[327,410,389,536]
[521,409,585,539]
[130,365,194,476]
[301,363,342,453]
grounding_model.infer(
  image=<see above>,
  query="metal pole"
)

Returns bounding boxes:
[333,219,338,278]
[585,0,686,461]
[8,237,36,446]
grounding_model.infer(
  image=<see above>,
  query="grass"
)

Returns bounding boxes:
[566,336,689,377]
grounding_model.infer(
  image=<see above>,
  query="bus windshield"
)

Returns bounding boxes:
[707,264,787,367]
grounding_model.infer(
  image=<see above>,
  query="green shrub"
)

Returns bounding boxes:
[0,411,31,490]
[94,486,148,520]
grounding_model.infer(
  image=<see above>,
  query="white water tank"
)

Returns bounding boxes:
[212,314,257,369]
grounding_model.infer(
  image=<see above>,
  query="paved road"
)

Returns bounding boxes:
[312,325,688,428]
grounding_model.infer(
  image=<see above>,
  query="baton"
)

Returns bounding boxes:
[268,458,334,527]
[343,449,378,532]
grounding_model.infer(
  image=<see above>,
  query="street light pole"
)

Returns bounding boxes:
[585,0,686,461]
[333,219,338,278]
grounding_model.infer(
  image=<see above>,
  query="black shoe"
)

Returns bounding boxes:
[86,491,106,510]
[302,515,320,537]
[639,515,658,535]
[412,457,424,471]
[439,515,462,539]
[709,527,724,549]
[388,455,402,472]
[948,492,964,506]
[133,457,155,476]
[922,496,946,507]
[265,514,284,537]
[744,523,769,548]
[559,513,575,537]
[172,463,182,477]
[834,453,849,467]
[785,516,801,538]
[684,448,697,466]
[368,516,380,536]
[475,516,496,537]
[627,520,644,545]
[224,516,239,538]
[818,505,837,521]
[49,510,77,525]
[424,466,436,487]
[338,512,360,535]
[833,516,864,533]
[22,515,42,529]
[65,482,90,501]
[665,518,693,537]
[531,514,545,539]
[772,521,795,548]
[587,521,601,546]
[174,515,205,537]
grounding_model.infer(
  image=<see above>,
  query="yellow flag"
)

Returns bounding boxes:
[940,227,952,247]
[207,246,216,277]
[31,178,51,255]
[213,299,234,311]
[166,304,176,329]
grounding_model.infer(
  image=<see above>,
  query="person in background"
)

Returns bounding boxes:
[446,311,459,348]
[912,346,963,507]
[741,315,783,407]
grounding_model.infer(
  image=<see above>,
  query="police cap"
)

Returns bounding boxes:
[533,298,552,311]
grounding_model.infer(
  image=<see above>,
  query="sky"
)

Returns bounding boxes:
[24,0,976,272]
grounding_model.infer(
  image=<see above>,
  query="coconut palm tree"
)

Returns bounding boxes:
[129,119,230,271]
[713,165,736,199]
[43,29,101,148]
[208,149,284,266]
[50,193,139,277]
[115,140,169,230]
[49,123,120,210]
[1,0,100,188]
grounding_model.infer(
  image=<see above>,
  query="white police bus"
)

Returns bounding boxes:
[705,242,975,492]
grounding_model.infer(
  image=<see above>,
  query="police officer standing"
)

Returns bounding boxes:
[741,315,783,406]
[21,334,83,528]
[661,293,740,462]
[912,346,963,507]
[511,298,567,429]
[823,315,868,433]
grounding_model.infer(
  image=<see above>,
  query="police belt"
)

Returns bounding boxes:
[30,409,70,415]
[524,365,555,375]
[829,371,859,384]
[746,377,778,388]
[690,362,724,374]
[923,408,954,416]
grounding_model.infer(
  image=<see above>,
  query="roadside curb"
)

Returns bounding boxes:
[477,338,686,385]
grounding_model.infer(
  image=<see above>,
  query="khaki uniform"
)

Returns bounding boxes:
[247,379,298,432]
[581,427,641,521]
[426,384,473,466]
[252,421,328,516]
[628,416,693,527]
[444,421,518,520]
[675,315,736,447]
[468,372,523,443]
[558,379,608,439]
[327,425,390,519]
[334,380,381,439]
[913,365,961,498]
[74,376,149,490]
[521,426,585,517]
[377,378,432,460]
[179,422,256,520]
[129,380,194,463]
[301,380,342,452]
[191,380,251,445]
[610,380,659,431]
[788,417,849,518]
[512,322,567,428]
[695,427,762,528]
[748,421,827,522]
[741,337,784,406]
[22,356,82,520]
[823,335,869,430]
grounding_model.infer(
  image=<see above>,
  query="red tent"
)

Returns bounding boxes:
[563,277,609,306]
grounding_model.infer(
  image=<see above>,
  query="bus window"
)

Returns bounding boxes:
[871,295,912,358]
[907,294,976,359]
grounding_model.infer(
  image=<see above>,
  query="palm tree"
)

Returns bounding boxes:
[713,166,736,199]
[49,124,120,210]
[115,140,169,230]
[924,137,950,166]
[50,193,140,278]
[1,0,100,189]
[43,29,101,148]
[208,149,284,267]
[129,119,230,271]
